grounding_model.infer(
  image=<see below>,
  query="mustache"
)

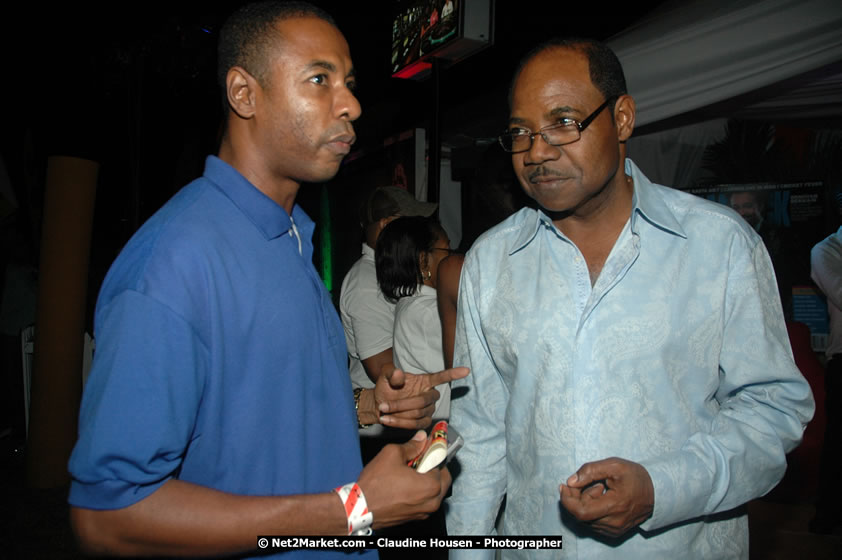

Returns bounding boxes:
[527,167,564,182]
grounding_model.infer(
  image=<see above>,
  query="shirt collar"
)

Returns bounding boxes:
[202,155,314,242]
[823,227,842,254]
[510,212,545,255]
[417,284,437,296]
[508,158,686,255]
[625,159,686,240]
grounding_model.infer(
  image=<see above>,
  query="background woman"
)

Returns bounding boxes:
[376,216,453,421]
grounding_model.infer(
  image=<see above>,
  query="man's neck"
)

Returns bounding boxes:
[552,173,632,232]
[553,174,634,285]
[217,137,300,215]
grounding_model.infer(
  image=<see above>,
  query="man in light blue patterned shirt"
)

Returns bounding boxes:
[445,37,814,559]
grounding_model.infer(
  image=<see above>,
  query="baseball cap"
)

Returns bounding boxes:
[361,186,437,228]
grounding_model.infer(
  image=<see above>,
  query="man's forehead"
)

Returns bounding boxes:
[272,16,353,69]
[510,49,596,121]
[522,48,589,84]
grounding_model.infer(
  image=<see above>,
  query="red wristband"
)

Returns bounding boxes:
[334,482,373,536]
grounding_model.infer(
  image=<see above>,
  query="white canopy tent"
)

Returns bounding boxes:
[607,0,842,189]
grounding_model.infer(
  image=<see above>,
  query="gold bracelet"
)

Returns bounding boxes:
[354,388,375,429]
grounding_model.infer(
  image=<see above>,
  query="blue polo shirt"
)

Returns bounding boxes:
[69,156,369,557]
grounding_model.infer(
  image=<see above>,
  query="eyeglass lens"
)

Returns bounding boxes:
[499,97,615,153]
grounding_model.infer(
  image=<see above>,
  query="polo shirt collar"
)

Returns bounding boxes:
[202,155,313,241]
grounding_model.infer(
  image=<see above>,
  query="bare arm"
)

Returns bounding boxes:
[361,347,394,383]
[357,366,470,429]
[71,480,347,557]
[436,254,464,368]
[72,366,468,556]
[72,433,448,557]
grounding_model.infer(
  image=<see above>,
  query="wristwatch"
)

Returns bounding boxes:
[353,387,375,429]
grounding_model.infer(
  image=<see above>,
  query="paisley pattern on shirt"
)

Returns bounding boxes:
[445,159,814,560]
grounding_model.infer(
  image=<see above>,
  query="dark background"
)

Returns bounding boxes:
[1,5,840,558]
[0,0,668,311]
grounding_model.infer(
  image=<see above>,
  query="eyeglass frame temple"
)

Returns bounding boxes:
[498,96,618,152]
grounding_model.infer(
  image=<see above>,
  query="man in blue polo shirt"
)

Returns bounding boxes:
[67,2,467,557]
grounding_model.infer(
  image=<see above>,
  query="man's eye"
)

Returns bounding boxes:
[346,80,357,92]
[508,128,530,136]
[309,74,327,85]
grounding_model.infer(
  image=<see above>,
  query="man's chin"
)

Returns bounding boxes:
[537,204,573,221]
[300,163,343,185]
[525,193,574,219]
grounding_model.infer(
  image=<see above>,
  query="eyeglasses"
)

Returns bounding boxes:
[498,97,616,153]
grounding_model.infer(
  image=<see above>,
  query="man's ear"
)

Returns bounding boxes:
[226,66,259,119]
[376,215,399,240]
[613,94,636,142]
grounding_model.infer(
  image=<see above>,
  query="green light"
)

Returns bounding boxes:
[319,184,332,292]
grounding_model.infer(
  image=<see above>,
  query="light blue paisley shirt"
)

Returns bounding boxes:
[446,159,814,559]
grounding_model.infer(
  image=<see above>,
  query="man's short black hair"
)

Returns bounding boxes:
[509,37,627,113]
[375,216,447,303]
[217,1,337,90]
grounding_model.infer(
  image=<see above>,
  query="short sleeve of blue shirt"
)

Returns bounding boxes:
[69,290,207,507]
